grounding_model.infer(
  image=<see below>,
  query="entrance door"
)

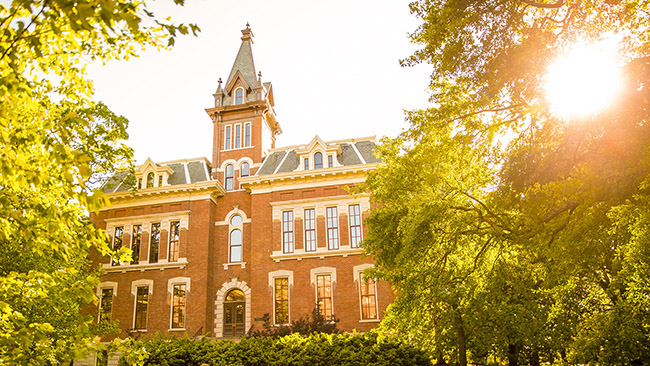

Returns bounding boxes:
[223,289,246,337]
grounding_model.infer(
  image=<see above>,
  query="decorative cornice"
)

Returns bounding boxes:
[239,163,378,191]
[104,180,225,206]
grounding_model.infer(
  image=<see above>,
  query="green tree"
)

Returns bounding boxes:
[363,1,650,365]
[0,1,197,364]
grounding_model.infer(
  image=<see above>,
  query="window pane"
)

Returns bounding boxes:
[235,88,244,105]
[245,123,251,147]
[131,225,142,264]
[230,229,242,262]
[168,221,180,262]
[304,208,316,252]
[235,125,241,148]
[328,155,333,168]
[314,152,323,169]
[282,211,294,253]
[172,284,186,329]
[225,126,232,150]
[316,274,332,320]
[274,278,289,324]
[112,226,123,266]
[146,173,154,188]
[134,286,149,329]
[149,223,160,263]
[240,163,249,177]
[359,274,377,320]
[225,164,234,191]
[230,215,242,227]
[349,204,362,248]
[226,289,245,301]
[303,158,309,170]
[99,288,113,322]
[326,207,339,250]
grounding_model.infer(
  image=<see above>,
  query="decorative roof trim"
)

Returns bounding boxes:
[104,180,226,203]
[225,70,251,93]
[240,163,378,189]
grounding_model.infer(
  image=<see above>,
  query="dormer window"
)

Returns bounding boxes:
[234,88,244,105]
[328,155,333,168]
[146,173,154,188]
[304,158,309,171]
[314,152,323,169]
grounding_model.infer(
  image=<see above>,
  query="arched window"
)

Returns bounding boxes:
[229,215,243,263]
[314,152,323,169]
[235,88,244,105]
[230,229,242,262]
[225,165,234,191]
[146,172,154,188]
[240,162,250,189]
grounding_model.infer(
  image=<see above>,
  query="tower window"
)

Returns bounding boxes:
[225,126,232,150]
[235,124,241,149]
[244,123,251,147]
[314,152,323,169]
[225,164,234,191]
[235,88,244,105]
[240,162,249,189]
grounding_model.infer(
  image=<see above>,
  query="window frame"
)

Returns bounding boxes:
[304,208,316,252]
[111,226,124,266]
[244,122,251,147]
[303,157,309,170]
[235,124,242,149]
[240,162,250,189]
[225,125,232,150]
[98,288,114,322]
[131,225,142,264]
[133,286,149,330]
[168,221,180,262]
[282,211,294,253]
[314,152,323,169]
[170,283,187,329]
[149,223,161,263]
[359,273,378,321]
[326,207,339,250]
[229,228,242,263]
[315,274,333,320]
[146,172,154,188]
[234,87,244,105]
[348,204,363,248]
[274,277,289,325]
[225,164,234,191]
[328,155,334,168]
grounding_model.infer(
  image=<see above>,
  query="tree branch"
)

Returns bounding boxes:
[519,0,565,9]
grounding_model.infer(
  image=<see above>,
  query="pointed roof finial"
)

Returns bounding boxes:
[241,23,253,42]
[246,22,250,29]
[218,77,222,85]
[258,71,262,81]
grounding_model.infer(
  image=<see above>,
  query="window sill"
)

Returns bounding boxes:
[223,261,247,270]
[359,319,380,323]
[271,247,363,262]
[221,146,253,152]
[103,258,188,273]
[168,328,186,332]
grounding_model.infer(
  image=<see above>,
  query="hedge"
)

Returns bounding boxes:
[118,331,431,366]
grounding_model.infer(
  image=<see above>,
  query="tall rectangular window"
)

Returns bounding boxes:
[328,155,333,168]
[244,123,251,147]
[171,283,186,329]
[99,288,113,322]
[304,208,316,252]
[149,223,160,263]
[131,225,142,264]
[349,204,362,248]
[225,125,232,150]
[359,274,378,320]
[316,274,333,320]
[168,221,180,262]
[326,207,339,250]
[303,158,309,170]
[112,226,124,266]
[274,277,289,324]
[134,286,149,329]
[282,211,294,253]
[235,124,241,149]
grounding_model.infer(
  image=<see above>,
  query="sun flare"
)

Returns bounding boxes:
[544,39,622,118]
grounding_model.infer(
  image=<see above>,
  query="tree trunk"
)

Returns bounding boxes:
[456,315,468,366]
[530,348,540,366]
[507,343,519,366]
[435,349,446,365]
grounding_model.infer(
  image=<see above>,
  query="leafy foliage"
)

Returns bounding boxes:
[247,307,340,338]
[362,1,650,365]
[117,331,431,366]
[0,0,197,364]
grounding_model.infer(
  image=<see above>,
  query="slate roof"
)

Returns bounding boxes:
[257,138,379,176]
[102,158,212,193]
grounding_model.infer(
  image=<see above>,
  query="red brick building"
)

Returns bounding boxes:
[92,25,392,343]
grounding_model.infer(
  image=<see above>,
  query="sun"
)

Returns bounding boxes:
[544,38,622,118]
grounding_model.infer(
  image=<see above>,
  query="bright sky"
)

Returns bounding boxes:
[87,0,432,164]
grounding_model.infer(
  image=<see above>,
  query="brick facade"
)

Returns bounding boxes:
[91,25,393,344]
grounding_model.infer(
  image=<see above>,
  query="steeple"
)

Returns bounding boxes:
[225,24,258,92]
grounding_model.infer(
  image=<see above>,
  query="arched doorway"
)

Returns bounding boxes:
[223,289,246,337]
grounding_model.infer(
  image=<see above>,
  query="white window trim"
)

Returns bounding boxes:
[168,277,190,330]
[224,125,232,150]
[303,207,317,252]
[348,203,364,248]
[353,264,379,322]
[97,281,118,322]
[310,267,337,319]
[326,206,339,250]
[244,122,252,147]
[268,270,294,325]
[131,279,153,330]
[234,123,242,149]
[234,87,245,105]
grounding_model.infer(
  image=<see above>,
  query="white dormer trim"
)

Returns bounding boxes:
[226,70,251,94]
[295,136,342,171]
[135,158,174,189]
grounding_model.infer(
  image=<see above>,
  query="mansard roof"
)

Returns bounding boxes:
[102,157,213,193]
[256,136,380,176]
